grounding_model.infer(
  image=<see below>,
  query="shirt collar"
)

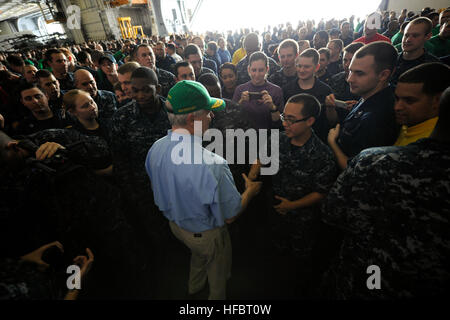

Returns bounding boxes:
[353,85,392,111]
[403,117,438,136]
[169,130,203,145]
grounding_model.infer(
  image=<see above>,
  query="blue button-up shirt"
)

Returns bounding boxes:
[145,130,242,233]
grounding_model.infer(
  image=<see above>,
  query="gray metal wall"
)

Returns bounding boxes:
[78,0,107,40]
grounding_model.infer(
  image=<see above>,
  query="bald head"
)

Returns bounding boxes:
[244,33,261,56]
[74,69,91,81]
[74,69,97,97]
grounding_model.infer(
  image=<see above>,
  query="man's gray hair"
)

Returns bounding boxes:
[166,101,205,126]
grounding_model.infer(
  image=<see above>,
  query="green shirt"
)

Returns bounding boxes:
[432,25,440,36]
[391,31,403,46]
[428,35,450,57]
[113,50,126,63]
[37,58,45,70]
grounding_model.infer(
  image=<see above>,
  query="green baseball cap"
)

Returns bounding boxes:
[166,80,226,114]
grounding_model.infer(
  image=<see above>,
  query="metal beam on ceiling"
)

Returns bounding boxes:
[189,0,203,29]
[0,0,41,22]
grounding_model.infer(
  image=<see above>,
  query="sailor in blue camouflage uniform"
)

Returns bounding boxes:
[27,128,112,171]
[327,42,364,102]
[109,66,171,276]
[270,98,337,254]
[270,132,337,258]
[268,68,297,89]
[0,255,59,300]
[110,95,169,209]
[250,94,338,297]
[319,87,450,299]
[328,71,360,101]
[74,69,118,120]
[109,67,174,298]
[89,88,117,122]
[0,129,140,298]
[155,66,176,98]
[267,40,299,89]
[132,44,176,98]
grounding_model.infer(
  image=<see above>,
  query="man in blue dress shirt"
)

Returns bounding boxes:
[145,80,262,300]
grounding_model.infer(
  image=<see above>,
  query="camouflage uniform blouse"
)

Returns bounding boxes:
[321,138,450,299]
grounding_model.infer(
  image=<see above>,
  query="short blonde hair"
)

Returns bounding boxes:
[63,89,89,112]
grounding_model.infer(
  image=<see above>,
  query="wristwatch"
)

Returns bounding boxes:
[270,106,278,113]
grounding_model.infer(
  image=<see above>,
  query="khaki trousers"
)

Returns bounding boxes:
[169,221,232,300]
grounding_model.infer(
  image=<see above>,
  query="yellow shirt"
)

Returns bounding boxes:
[231,48,246,65]
[394,117,438,146]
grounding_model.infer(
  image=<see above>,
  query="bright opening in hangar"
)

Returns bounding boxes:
[0,0,449,303]
[185,0,381,33]
[0,0,448,44]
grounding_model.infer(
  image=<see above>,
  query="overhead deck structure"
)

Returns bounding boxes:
[1,0,448,45]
